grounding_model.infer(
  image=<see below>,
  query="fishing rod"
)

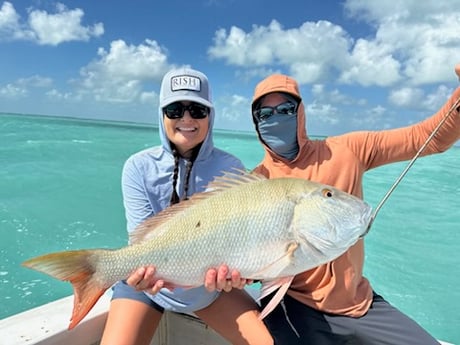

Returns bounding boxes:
[363,88,460,236]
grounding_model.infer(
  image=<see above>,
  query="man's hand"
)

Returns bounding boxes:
[204,265,253,292]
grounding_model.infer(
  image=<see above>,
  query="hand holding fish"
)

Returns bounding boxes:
[127,264,251,294]
[127,265,165,294]
[204,265,253,292]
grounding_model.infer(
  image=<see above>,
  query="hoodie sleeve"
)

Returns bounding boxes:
[121,155,154,234]
[340,87,460,171]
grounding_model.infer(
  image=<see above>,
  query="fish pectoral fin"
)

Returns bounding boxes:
[251,241,299,278]
[258,276,294,319]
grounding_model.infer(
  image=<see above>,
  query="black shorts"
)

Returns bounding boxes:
[261,291,440,345]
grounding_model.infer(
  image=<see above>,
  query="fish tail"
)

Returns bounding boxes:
[22,249,108,330]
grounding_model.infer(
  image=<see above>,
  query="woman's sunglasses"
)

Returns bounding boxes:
[253,101,297,121]
[163,102,210,119]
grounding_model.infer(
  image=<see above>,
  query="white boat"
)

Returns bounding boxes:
[0,292,455,345]
[0,291,230,345]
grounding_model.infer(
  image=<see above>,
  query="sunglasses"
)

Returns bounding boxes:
[163,102,210,119]
[253,101,297,121]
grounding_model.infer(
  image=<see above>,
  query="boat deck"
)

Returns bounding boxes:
[0,292,230,345]
[0,292,455,345]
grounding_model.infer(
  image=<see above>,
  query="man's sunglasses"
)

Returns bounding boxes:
[253,101,297,121]
[163,102,210,119]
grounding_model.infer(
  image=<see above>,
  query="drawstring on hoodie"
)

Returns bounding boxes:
[280,299,300,338]
[169,143,202,205]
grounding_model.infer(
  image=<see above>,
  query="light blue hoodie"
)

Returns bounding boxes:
[114,68,244,313]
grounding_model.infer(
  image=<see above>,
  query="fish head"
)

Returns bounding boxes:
[291,181,373,264]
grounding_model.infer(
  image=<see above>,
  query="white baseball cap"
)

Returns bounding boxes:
[159,68,213,109]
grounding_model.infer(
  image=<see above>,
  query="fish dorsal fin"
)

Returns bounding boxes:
[204,169,267,192]
[129,169,266,244]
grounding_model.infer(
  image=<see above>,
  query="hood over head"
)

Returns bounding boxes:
[251,74,308,162]
[158,68,215,158]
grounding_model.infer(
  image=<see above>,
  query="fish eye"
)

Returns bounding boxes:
[322,188,333,198]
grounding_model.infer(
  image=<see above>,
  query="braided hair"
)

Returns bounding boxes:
[169,143,202,205]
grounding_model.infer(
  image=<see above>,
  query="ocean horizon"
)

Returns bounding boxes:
[1,112,459,344]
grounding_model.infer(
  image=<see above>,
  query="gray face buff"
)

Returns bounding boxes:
[255,101,299,160]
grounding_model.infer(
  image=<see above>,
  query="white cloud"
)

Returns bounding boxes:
[0,1,34,40]
[310,83,364,106]
[93,39,170,80]
[0,1,18,29]
[339,38,401,86]
[307,83,385,132]
[28,3,104,45]
[209,20,352,84]
[388,85,452,111]
[388,87,425,108]
[75,39,173,103]
[208,1,460,87]
[344,0,453,23]
[0,83,27,98]
[351,105,389,129]
[217,94,249,122]
[344,0,460,85]
[306,101,340,125]
[421,85,452,110]
[0,1,103,45]
[0,75,52,99]
[45,89,76,101]
[16,75,53,88]
[140,91,157,104]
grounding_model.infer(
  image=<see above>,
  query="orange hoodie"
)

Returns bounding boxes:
[251,74,460,316]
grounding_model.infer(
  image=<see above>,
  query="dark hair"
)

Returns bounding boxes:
[169,143,202,205]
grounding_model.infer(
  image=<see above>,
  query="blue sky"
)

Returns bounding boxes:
[1,0,460,136]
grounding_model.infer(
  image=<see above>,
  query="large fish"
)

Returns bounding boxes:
[22,171,372,330]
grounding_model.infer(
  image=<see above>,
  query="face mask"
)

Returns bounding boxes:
[257,113,299,160]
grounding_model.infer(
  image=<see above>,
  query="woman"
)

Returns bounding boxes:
[100,68,272,345]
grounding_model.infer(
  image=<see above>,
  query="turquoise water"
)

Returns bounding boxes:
[1,113,459,343]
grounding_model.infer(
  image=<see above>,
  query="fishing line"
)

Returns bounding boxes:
[364,95,460,235]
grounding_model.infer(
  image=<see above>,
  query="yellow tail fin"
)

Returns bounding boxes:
[22,249,108,330]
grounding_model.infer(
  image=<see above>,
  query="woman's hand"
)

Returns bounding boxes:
[204,265,253,292]
[126,265,165,295]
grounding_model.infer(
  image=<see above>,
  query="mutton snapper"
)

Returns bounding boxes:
[22,171,372,330]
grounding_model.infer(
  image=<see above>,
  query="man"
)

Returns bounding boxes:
[248,65,460,344]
